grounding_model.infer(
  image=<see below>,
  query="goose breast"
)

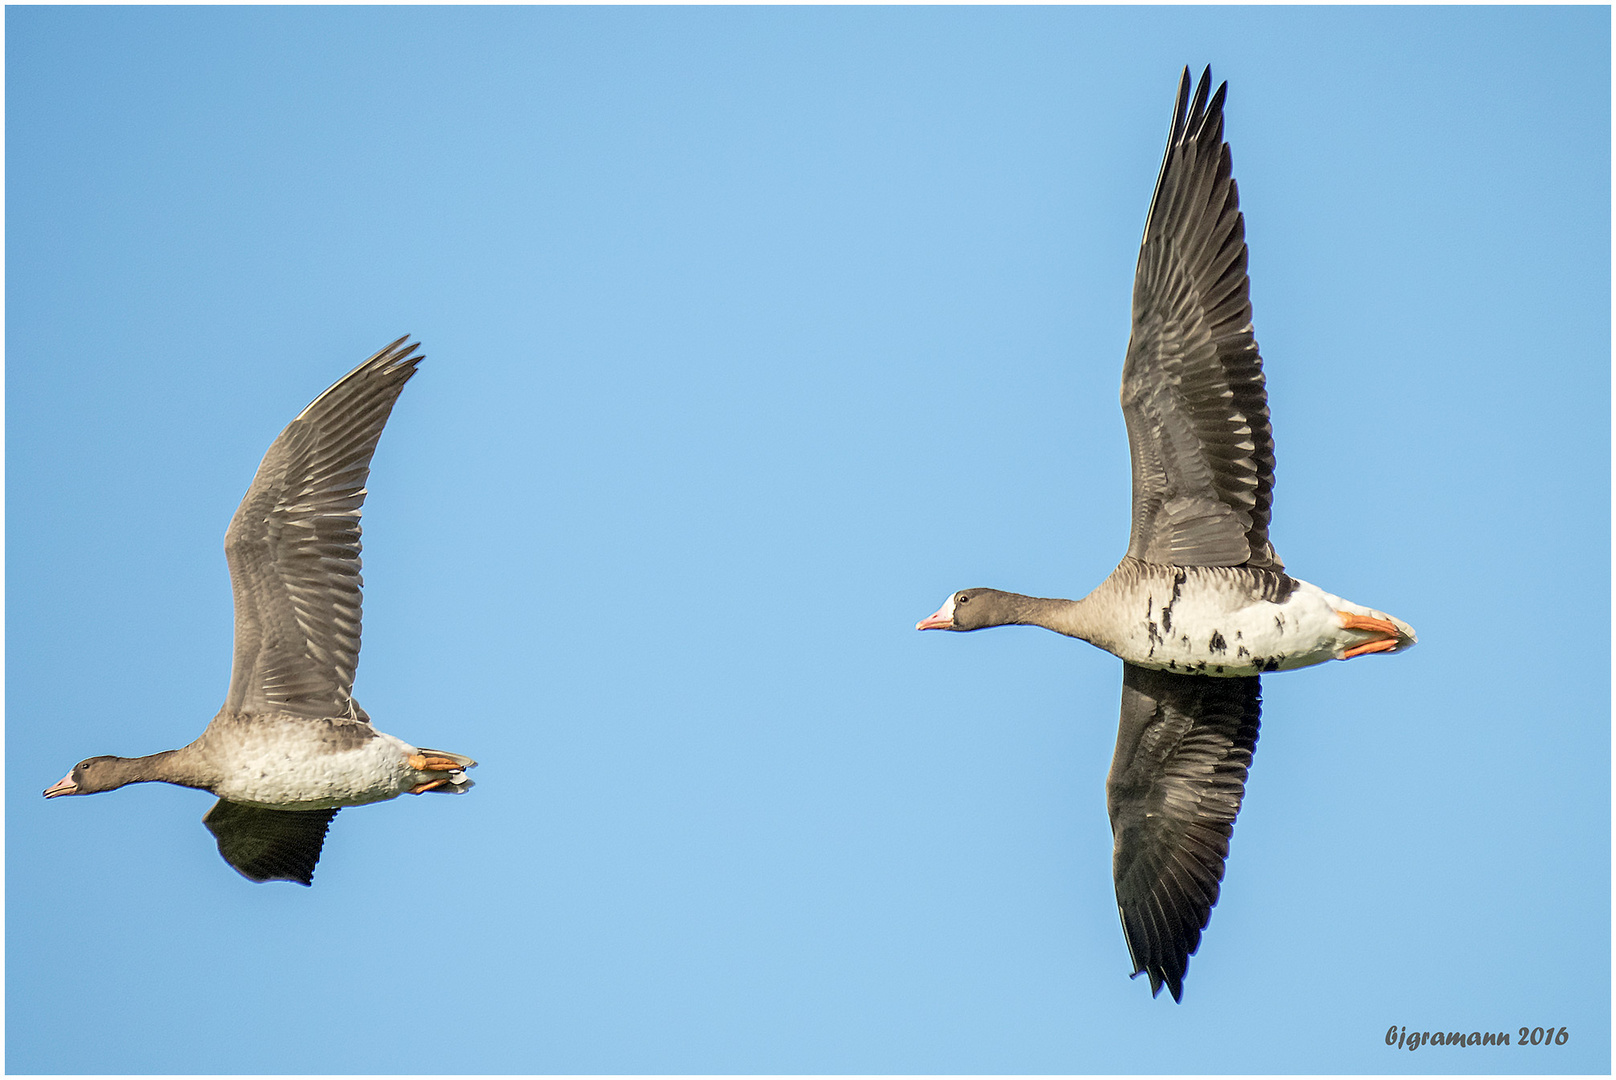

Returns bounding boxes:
[1083,561,1412,676]
[199,715,423,810]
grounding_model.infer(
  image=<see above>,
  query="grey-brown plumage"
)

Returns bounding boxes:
[1105,66,1271,1002]
[223,337,420,722]
[915,66,1416,1002]
[1108,66,1273,1002]
[1123,67,1279,573]
[44,337,477,886]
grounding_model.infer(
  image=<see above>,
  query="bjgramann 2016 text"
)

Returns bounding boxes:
[1386,1025,1569,1050]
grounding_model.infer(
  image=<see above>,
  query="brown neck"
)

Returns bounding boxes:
[105,748,213,791]
[972,591,1093,640]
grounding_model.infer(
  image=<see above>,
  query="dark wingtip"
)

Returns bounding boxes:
[371,334,423,369]
[1171,68,1192,142]
[230,864,315,886]
[1139,964,1185,1003]
[1178,66,1230,146]
[1188,66,1211,123]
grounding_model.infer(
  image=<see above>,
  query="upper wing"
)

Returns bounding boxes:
[203,800,341,886]
[1121,67,1280,570]
[1106,662,1261,1002]
[223,337,421,719]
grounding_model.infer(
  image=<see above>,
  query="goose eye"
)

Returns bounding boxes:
[957,594,970,604]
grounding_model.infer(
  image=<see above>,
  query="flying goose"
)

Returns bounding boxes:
[917,68,1415,1001]
[45,337,475,886]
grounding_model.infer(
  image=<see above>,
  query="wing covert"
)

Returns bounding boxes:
[1121,68,1280,570]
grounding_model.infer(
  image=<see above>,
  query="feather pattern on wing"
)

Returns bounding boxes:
[1122,67,1280,570]
[1107,662,1261,1002]
[222,337,421,719]
[202,800,341,886]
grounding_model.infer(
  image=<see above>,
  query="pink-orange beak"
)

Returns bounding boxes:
[915,603,955,631]
[43,773,78,798]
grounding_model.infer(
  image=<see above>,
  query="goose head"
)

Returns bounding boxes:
[44,756,136,798]
[915,589,1010,632]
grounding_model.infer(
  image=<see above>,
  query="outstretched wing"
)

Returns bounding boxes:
[222,337,421,719]
[203,800,341,886]
[1121,67,1280,570]
[1106,662,1261,1002]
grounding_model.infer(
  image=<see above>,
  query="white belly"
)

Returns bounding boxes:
[1097,574,1401,677]
[207,722,418,810]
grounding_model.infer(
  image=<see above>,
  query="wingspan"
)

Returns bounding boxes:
[203,800,341,886]
[1121,68,1280,570]
[222,337,421,719]
[1106,662,1261,1002]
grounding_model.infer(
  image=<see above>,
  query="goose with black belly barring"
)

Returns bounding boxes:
[917,67,1415,1001]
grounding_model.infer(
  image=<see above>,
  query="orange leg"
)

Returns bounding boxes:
[1336,610,1409,660]
[1342,638,1400,659]
[1338,612,1402,636]
[410,778,452,795]
[407,754,466,773]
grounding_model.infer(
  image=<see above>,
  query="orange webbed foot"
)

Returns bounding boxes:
[1338,612,1402,636]
[405,753,472,794]
[1342,637,1400,659]
[407,754,466,773]
[1336,611,1411,660]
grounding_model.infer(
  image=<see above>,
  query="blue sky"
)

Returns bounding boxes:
[6,5,1609,1074]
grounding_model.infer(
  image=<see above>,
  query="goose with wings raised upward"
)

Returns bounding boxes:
[44,337,475,886]
[917,68,1415,1001]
